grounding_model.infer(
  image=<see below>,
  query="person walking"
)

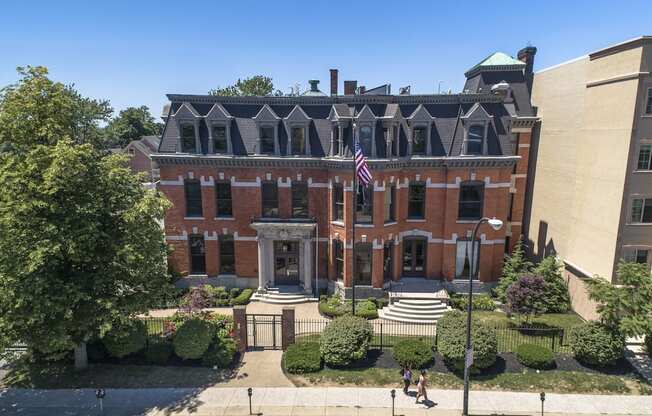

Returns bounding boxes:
[401,367,412,395]
[415,369,428,404]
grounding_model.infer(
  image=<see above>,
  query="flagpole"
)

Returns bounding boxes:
[351,120,357,316]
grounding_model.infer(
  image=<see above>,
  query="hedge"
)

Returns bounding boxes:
[320,315,373,367]
[516,343,555,369]
[231,288,254,305]
[283,342,323,374]
[145,338,173,365]
[646,334,652,358]
[437,310,497,372]
[202,337,237,368]
[569,322,624,367]
[318,296,378,319]
[449,294,496,311]
[103,320,147,358]
[392,339,433,369]
[173,318,214,360]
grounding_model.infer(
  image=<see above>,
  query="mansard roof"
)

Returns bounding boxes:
[465,52,526,78]
[160,93,525,157]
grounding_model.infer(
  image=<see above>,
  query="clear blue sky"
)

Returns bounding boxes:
[2,0,651,118]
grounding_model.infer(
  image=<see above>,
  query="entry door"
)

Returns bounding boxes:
[402,238,426,277]
[274,241,300,285]
[383,241,394,282]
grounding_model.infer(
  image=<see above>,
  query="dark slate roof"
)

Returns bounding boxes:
[160,91,531,158]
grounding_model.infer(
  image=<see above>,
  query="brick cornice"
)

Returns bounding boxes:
[151,154,520,169]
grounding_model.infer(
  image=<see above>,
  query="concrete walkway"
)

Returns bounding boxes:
[626,344,652,383]
[224,350,293,387]
[2,386,652,415]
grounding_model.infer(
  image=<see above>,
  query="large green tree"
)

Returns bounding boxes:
[105,106,163,148]
[493,238,533,302]
[586,261,652,338]
[209,75,279,96]
[0,140,171,366]
[0,66,112,150]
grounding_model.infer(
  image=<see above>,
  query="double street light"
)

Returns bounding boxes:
[462,217,503,416]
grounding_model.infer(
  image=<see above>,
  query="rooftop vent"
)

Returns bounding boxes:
[399,86,411,95]
[302,80,327,97]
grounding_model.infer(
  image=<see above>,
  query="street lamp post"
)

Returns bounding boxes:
[461,217,503,416]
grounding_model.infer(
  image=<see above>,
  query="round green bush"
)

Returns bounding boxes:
[516,343,555,369]
[202,337,237,368]
[145,338,173,365]
[86,341,107,362]
[231,288,253,305]
[569,323,624,367]
[229,287,241,298]
[283,342,323,374]
[103,320,147,358]
[392,339,433,369]
[173,318,214,360]
[320,315,373,367]
[355,300,378,319]
[437,310,497,372]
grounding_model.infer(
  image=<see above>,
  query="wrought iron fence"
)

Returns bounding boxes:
[295,318,574,353]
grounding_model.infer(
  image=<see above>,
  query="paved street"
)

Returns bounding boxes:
[2,386,652,415]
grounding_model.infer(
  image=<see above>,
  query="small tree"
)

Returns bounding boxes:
[534,256,570,313]
[586,261,652,338]
[494,238,533,302]
[506,275,548,323]
[105,106,163,148]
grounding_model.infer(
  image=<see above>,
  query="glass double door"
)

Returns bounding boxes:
[402,238,426,276]
[274,241,300,285]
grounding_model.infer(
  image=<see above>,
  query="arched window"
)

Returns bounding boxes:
[359,126,373,156]
[466,125,484,155]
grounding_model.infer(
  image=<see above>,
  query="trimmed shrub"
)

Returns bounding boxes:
[231,288,253,305]
[516,343,555,369]
[569,322,625,367]
[320,315,373,367]
[283,342,322,374]
[392,339,433,369]
[145,338,173,365]
[229,287,241,298]
[173,318,214,360]
[202,337,237,368]
[87,341,107,362]
[646,334,652,358]
[319,296,378,319]
[355,300,378,319]
[449,294,496,311]
[103,320,147,358]
[437,310,497,372]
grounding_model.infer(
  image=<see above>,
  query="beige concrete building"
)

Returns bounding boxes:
[525,36,652,319]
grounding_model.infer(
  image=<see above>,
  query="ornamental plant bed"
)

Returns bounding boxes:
[89,345,243,370]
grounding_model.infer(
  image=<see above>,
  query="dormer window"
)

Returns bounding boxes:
[291,126,306,155]
[412,127,427,155]
[466,125,484,155]
[180,123,197,153]
[332,126,340,156]
[260,126,275,154]
[360,126,373,156]
[212,125,228,154]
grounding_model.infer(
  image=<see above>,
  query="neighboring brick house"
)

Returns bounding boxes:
[118,135,160,182]
[152,47,537,296]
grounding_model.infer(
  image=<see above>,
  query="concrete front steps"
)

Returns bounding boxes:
[379,299,451,324]
[251,287,318,304]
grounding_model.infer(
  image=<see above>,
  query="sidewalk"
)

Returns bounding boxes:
[2,386,652,415]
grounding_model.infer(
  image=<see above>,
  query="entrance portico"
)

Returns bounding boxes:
[250,221,316,293]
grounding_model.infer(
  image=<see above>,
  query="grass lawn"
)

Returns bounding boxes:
[474,311,585,328]
[1,360,236,389]
[290,367,652,395]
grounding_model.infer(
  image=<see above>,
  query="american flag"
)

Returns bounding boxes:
[354,137,372,187]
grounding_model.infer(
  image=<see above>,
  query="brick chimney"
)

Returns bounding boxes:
[359,86,366,95]
[517,46,537,94]
[330,69,338,96]
[344,80,357,95]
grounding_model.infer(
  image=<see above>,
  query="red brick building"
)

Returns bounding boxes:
[153,48,537,297]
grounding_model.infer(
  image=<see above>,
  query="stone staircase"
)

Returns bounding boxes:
[379,298,451,323]
[251,286,318,304]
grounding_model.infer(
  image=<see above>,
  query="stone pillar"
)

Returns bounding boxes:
[281,307,295,350]
[266,239,274,287]
[233,305,247,352]
[302,238,312,293]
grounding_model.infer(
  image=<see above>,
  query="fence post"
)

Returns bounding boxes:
[282,307,295,350]
[233,305,248,352]
[380,322,383,351]
[551,331,556,351]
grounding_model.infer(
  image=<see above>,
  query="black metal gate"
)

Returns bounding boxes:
[246,314,282,350]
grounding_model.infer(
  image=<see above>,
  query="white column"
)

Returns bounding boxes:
[257,236,266,290]
[266,239,275,287]
[303,238,312,293]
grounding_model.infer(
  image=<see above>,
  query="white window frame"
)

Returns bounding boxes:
[209,122,231,155]
[636,142,652,171]
[288,123,309,156]
[629,196,652,224]
[258,124,278,155]
[455,239,480,279]
[177,120,200,154]
[464,123,487,156]
[645,87,652,115]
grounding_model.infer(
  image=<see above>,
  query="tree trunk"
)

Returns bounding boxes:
[74,342,88,370]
